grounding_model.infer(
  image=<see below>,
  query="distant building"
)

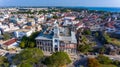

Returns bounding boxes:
[90,24,101,31]
[64,16,76,20]
[17,8,31,12]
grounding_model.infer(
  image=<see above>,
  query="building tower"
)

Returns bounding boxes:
[53,20,60,52]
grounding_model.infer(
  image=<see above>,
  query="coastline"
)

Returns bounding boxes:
[0,6,120,12]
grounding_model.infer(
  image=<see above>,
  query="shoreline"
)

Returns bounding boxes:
[0,6,120,13]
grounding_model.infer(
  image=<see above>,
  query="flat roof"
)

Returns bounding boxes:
[35,30,53,40]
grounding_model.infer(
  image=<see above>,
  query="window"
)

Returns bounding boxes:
[54,39,58,43]
[55,45,58,48]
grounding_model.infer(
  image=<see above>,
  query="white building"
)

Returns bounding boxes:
[36,21,77,54]
[1,38,19,49]
[38,16,45,23]
[64,16,76,20]
[105,27,116,33]
[14,29,34,39]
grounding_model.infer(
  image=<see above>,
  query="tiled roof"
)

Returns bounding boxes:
[3,38,17,46]
[75,23,82,26]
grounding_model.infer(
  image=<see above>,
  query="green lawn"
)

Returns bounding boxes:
[101,64,117,67]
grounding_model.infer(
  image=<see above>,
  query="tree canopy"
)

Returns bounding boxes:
[97,55,112,64]
[18,62,33,67]
[52,15,59,19]
[82,29,91,35]
[13,48,43,66]
[3,33,11,40]
[0,56,9,67]
[43,52,71,67]
[19,31,39,48]
[77,44,92,53]
[104,33,120,46]
[77,35,93,53]
[88,58,101,67]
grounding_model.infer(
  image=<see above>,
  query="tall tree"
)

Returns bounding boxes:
[0,56,9,67]
[19,41,25,48]
[13,48,43,66]
[18,62,32,67]
[97,55,112,64]
[3,33,11,40]
[43,52,71,67]
[19,31,39,48]
[88,58,101,67]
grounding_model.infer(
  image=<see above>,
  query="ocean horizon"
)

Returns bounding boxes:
[0,6,120,12]
[85,7,120,12]
[65,6,120,12]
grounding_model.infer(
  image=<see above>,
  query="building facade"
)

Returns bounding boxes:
[35,21,77,54]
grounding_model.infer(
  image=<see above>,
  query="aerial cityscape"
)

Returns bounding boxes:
[0,0,120,67]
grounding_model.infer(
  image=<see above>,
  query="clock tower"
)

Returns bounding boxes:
[53,20,60,52]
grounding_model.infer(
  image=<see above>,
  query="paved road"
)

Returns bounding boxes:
[105,55,120,61]
[95,38,103,47]
[73,56,88,67]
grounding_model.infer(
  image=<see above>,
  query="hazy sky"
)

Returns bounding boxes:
[0,0,120,7]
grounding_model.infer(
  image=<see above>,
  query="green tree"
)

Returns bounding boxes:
[97,55,112,64]
[43,52,71,67]
[113,60,120,66]
[28,42,35,48]
[29,31,39,41]
[28,31,39,48]
[18,62,33,67]
[21,36,28,41]
[13,48,43,66]
[95,32,99,37]
[52,15,58,19]
[81,35,87,42]
[99,47,106,54]
[104,33,120,46]
[77,44,92,53]
[0,56,9,67]
[83,29,91,35]
[3,33,11,40]
[88,58,101,67]
[19,41,25,48]
[77,35,93,53]
[19,36,29,48]
[19,32,39,48]
[104,33,111,43]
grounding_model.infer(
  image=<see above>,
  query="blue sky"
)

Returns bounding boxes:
[0,0,120,7]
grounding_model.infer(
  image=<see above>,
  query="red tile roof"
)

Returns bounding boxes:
[75,23,82,26]
[3,38,17,46]
[106,22,115,28]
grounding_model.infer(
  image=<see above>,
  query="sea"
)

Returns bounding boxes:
[57,6,120,13]
[1,6,120,13]
[86,7,120,12]
[65,7,120,13]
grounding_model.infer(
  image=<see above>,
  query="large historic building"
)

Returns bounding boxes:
[35,21,77,54]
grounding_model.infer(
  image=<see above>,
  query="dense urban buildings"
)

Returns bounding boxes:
[0,7,120,67]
